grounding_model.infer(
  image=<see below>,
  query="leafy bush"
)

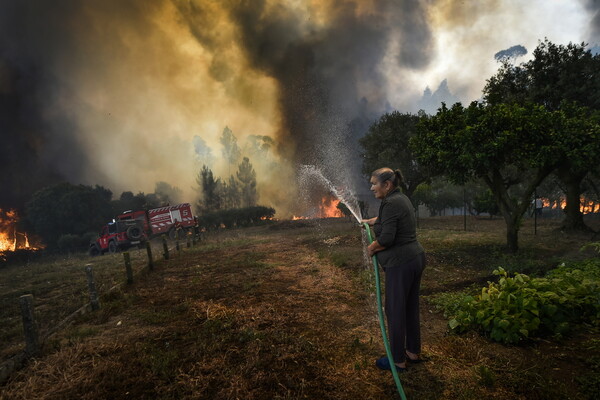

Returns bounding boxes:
[57,234,87,253]
[448,260,600,344]
[198,206,275,230]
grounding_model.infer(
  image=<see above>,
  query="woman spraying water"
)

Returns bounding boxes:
[363,168,426,373]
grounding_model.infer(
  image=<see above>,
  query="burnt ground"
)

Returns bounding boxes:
[1,217,599,399]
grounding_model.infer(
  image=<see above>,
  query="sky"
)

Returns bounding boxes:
[0,0,598,216]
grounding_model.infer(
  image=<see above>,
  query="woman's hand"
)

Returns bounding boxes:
[362,217,377,226]
[367,240,385,257]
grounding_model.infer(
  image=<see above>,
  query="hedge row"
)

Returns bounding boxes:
[198,206,275,230]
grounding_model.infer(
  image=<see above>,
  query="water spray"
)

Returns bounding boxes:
[298,165,362,223]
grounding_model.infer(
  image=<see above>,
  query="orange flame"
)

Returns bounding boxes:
[0,208,42,252]
[540,197,598,214]
[291,196,344,220]
[318,196,344,218]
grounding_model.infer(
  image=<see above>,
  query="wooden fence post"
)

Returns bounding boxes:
[162,235,169,260]
[186,233,191,248]
[123,252,133,284]
[146,241,154,271]
[85,264,100,310]
[18,294,39,357]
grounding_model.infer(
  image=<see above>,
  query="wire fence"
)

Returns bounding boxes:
[0,233,200,383]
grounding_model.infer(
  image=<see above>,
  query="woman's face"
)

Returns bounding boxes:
[370,176,390,199]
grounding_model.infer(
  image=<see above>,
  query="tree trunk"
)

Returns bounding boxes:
[505,217,520,253]
[556,169,589,231]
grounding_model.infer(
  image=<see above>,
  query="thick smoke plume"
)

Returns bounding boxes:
[0,0,597,216]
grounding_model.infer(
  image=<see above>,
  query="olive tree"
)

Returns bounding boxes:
[413,102,561,253]
[359,111,430,199]
[484,40,600,230]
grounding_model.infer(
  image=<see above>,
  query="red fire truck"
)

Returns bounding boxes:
[118,203,196,239]
[89,203,196,255]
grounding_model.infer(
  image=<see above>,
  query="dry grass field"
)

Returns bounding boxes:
[1,216,599,399]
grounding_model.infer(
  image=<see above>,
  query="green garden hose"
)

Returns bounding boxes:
[363,222,407,400]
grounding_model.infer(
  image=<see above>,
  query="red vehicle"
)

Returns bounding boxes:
[89,203,196,256]
[118,203,196,239]
[89,219,145,255]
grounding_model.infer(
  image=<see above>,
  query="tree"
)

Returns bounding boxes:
[412,178,463,217]
[25,183,113,248]
[236,157,258,208]
[220,175,241,209]
[154,181,183,205]
[360,111,430,199]
[192,135,214,165]
[413,102,561,253]
[244,135,275,158]
[220,126,241,176]
[473,188,500,217]
[484,39,600,230]
[195,165,221,214]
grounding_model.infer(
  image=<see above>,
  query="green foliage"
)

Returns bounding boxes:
[112,191,161,214]
[25,183,114,248]
[448,260,600,344]
[428,289,474,319]
[484,39,600,230]
[196,165,222,213]
[359,111,429,197]
[196,157,259,213]
[412,178,463,216]
[484,39,600,111]
[413,101,562,251]
[198,206,275,230]
[236,157,258,207]
[220,126,241,171]
[57,234,88,253]
[472,188,499,216]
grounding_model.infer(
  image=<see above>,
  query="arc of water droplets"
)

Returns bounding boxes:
[298,165,363,223]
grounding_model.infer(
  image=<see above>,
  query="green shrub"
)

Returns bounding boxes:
[448,260,600,344]
[57,234,86,253]
[198,206,275,230]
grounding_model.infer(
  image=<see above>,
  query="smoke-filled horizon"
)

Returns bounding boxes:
[0,0,597,216]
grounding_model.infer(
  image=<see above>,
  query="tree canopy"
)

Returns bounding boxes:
[484,39,600,230]
[25,183,114,248]
[413,101,562,252]
[359,111,429,198]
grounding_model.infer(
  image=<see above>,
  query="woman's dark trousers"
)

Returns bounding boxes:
[384,253,426,364]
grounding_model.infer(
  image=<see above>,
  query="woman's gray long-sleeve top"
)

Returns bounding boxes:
[373,188,424,269]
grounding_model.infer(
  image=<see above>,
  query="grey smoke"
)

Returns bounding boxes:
[417,79,460,115]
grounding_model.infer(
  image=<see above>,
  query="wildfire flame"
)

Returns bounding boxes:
[291,196,344,220]
[540,197,598,214]
[0,208,40,252]
[319,196,344,218]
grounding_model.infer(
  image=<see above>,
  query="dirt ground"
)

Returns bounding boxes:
[1,218,599,399]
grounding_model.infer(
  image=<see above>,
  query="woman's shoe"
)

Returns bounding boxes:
[375,357,407,372]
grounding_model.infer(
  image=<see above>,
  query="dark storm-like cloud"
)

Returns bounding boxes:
[581,0,600,43]
[0,2,86,209]
[176,0,433,170]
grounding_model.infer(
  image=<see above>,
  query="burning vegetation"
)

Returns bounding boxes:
[292,196,345,220]
[0,209,41,254]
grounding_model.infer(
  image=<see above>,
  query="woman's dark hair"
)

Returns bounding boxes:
[372,167,404,189]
